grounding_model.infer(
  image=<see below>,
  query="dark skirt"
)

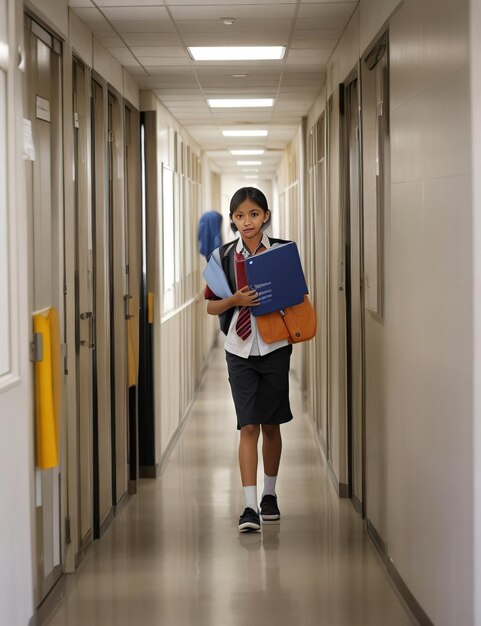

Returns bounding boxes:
[225,345,293,430]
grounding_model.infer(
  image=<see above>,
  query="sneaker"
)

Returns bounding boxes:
[260,494,280,522]
[238,507,261,533]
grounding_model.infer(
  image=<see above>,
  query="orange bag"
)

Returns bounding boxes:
[256,295,316,344]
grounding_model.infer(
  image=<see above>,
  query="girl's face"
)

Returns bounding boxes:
[231,199,270,241]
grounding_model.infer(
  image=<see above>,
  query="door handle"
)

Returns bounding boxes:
[80,311,95,348]
[124,295,134,320]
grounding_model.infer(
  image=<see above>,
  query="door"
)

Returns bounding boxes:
[124,103,141,494]
[91,77,113,536]
[341,71,365,514]
[72,57,95,552]
[23,14,64,603]
[138,112,156,476]
[107,90,129,506]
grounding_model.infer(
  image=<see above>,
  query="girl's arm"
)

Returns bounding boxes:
[206,286,259,316]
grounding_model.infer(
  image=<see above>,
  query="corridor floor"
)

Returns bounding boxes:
[43,342,415,626]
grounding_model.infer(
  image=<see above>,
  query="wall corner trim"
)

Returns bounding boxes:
[367,518,434,626]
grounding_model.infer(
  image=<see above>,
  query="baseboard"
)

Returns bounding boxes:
[35,574,66,626]
[366,518,387,561]
[308,417,350,498]
[139,463,159,478]
[327,461,349,497]
[367,518,433,626]
[387,558,434,626]
[99,507,115,538]
[351,494,362,515]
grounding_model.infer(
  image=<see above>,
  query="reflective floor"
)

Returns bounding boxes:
[44,342,415,626]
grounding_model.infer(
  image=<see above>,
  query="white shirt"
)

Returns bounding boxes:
[224,233,289,359]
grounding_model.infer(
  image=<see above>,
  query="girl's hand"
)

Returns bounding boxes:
[234,286,260,307]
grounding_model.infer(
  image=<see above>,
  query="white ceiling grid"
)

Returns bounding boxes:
[70,0,358,175]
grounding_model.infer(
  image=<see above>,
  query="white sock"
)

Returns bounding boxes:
[263,474,277,498]
[243,486,258,512]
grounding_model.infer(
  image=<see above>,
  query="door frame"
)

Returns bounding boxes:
[340,62,367,517]
[23,10,65,603]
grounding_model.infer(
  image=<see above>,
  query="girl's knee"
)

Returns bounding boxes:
[241,424,260,438]
[262,424,281,438]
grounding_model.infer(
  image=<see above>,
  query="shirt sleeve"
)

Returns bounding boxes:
[204,285,220,300]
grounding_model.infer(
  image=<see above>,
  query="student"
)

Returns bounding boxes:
[205,187,294,533]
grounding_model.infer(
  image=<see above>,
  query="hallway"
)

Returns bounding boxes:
[43,341,414,626]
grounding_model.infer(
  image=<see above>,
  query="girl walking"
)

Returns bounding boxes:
[205,187,294,532]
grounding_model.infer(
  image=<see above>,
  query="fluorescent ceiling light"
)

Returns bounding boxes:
[230,150,264,156]
[223,130,268,137]
[237,161,262,165]
[242,169,259,172]
[245,176,258,179]
[208,99,274,108]
[189,46,285,61]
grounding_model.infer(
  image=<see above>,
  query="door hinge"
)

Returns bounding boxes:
[74,111,79,128]
[30,333,43,362]
[65,516,71,544]
[377,101,384,117]
[107,130,113,143]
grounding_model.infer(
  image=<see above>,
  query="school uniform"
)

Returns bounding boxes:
[205,233,294,430]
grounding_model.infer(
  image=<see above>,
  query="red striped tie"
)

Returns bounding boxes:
[235,252,251,339]
[234,245,265,340]
[236,306,251,340]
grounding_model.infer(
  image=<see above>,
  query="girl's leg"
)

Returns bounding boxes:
[259,425,282,521]
[239,424,261,486]
[261,424,282,476]
[239,424,260,513]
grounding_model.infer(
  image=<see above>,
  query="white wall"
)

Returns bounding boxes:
[471,1,481,622]
[304,0,474,622]
[0,1,35,624]
[386,0,472,622]
[26,0,68,38]
[141,92,217,467]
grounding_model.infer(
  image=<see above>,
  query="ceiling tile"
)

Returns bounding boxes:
[138,57,191,67]
[176,19,292,34]
[122,33,181,46]
[112,20,176,33]
[69,0,93,7]
[182,32,291,46]
[72,0,357,175]
[101,7,170,21]
[297,2,358,18]
[96,0,162,5]
[169,4,296,20]
[131,46,187,57]
[72,7,109,29]
[165,0,294,5]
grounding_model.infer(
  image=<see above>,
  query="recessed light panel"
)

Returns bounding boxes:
[189,46,285,61]
[237,161,262,165]
[208,99,274,108]
[222,130,268,137]
[230,150,264,156]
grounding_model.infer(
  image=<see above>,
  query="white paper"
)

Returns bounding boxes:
[23,118,35,160]
[35,95,50,122]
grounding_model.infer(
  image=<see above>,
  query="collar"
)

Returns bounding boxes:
[235,232,271,256]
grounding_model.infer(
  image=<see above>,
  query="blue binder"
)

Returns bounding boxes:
[245,242,308,316]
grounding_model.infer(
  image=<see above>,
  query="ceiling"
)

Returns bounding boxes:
[69,0,357,177]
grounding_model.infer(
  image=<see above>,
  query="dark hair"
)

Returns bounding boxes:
[229,187,271,233]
